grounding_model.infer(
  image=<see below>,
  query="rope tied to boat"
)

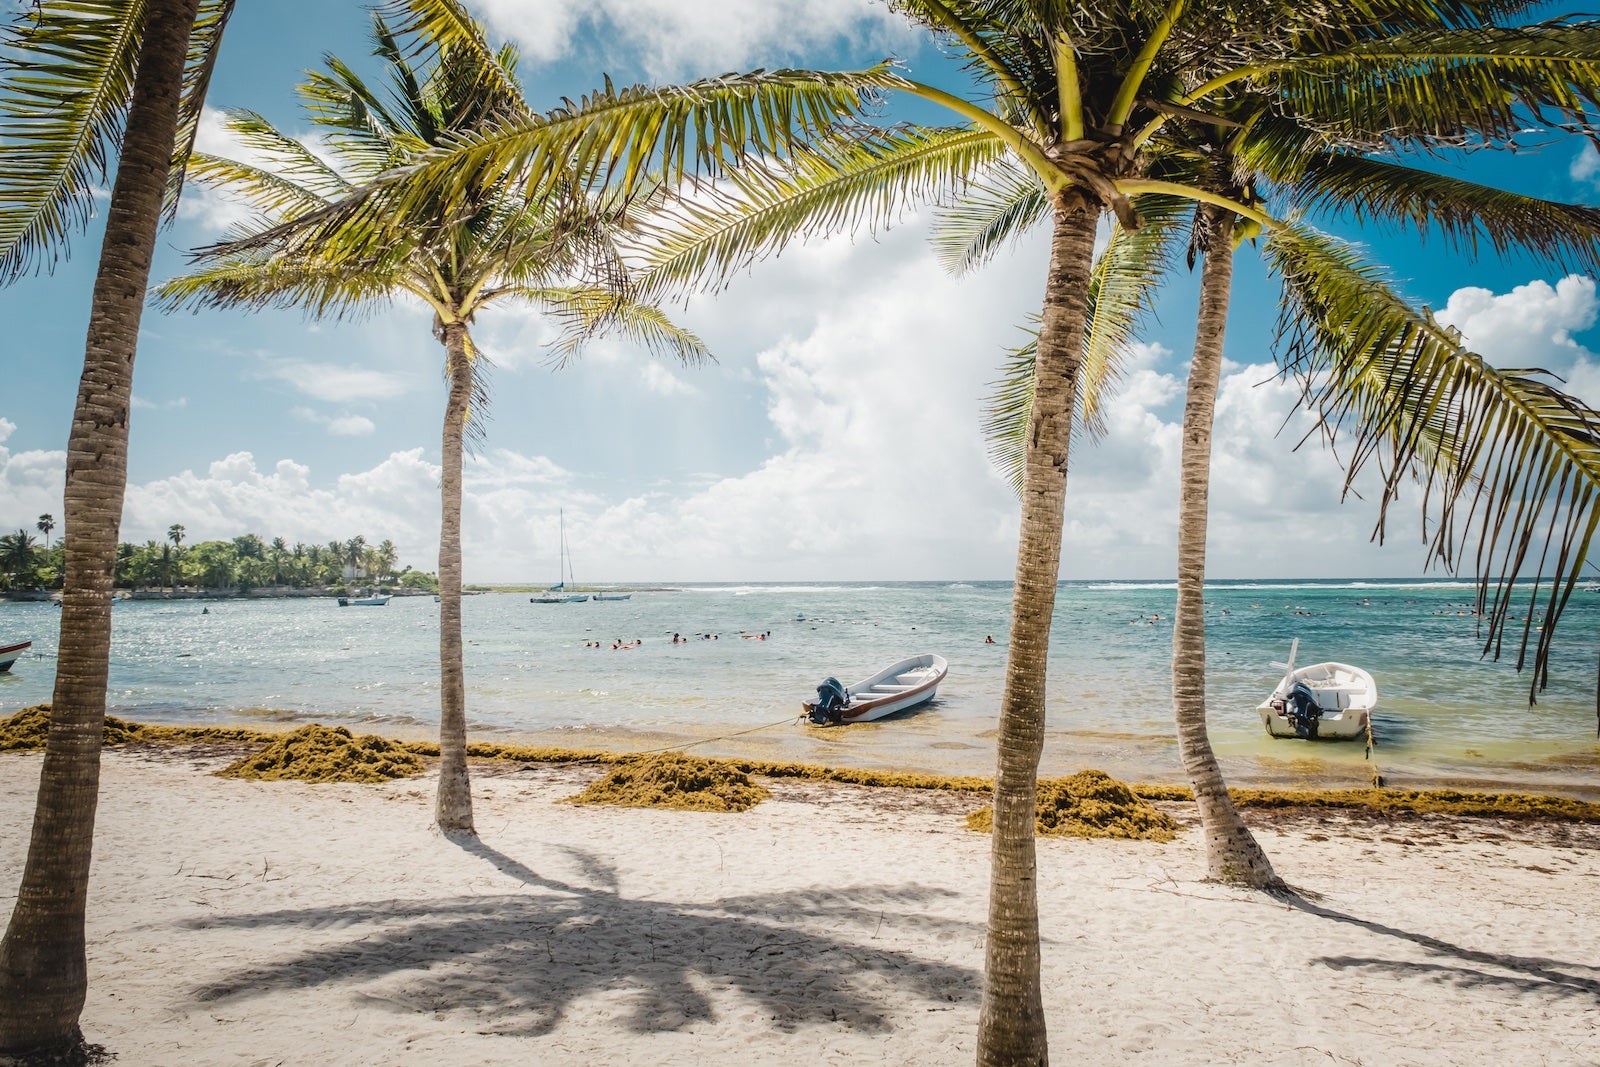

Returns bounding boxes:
[630,714,805,757]
[1365,714,1384,789]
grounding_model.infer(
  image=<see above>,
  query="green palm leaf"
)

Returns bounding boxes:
[1267,222,1600,703]
[206,65,910,271]
[0,0,144,280]
[629,125,1006,300]
[982,194,1188,495]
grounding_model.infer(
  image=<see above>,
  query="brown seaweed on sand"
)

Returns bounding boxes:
[967,769,1179,842]
[217,724,423,783]
[565,752,771,812]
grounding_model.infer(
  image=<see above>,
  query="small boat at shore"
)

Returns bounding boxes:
[0,640,31,672]
[338,595,391,606]
[1257,639,1376,741]
[804,653,948,725]
[591,593,632,602]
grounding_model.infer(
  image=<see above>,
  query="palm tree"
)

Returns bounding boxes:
[975,12,1600,886]
[269,537,288,587]
[167,523,186,549]
[157,2,707,835]
[36,514,55,547]
[0,0,230,1055]
[183,2,1600,1057]
[374,540,398,584]
[0,530,39,588]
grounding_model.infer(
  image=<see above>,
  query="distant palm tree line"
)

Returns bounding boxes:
[1,523,431,594]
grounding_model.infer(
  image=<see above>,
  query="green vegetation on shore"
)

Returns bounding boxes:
[3,707,1598,821]
[1,525,436,595]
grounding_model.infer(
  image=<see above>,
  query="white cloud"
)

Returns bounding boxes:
[0,428,66,534]
[1436,274,1600,407]
[638,361,697,397]
[291,407,376,436]
[472,0,915,81]
[261,356,416,401]
[1571,142,1600,188]
[131,395,189,411]
[327,415,377,437]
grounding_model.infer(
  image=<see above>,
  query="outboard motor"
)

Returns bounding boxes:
[809,676,849,725]
[1286,681,1322,740]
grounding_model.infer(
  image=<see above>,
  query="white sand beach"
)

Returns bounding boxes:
[1,746,1597,1066]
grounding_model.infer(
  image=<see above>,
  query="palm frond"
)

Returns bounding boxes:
[930,156,1050,274]
[520,286,712,368]
[154,239,413,319]
[982,193,1187,495]
[1289,154,1600,274]
[376,0,527,119]
[1266,222,1600,705]
[0,0,144,280]
[630,125,1005,301]
[164,0,235,221]
[205,65,910,271]
[1271,22,1600,144]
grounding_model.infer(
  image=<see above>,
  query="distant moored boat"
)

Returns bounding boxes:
[338,595,391,606]
[0,640,32,672]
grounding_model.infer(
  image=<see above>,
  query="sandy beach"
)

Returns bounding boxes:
[2,746,1597,1066]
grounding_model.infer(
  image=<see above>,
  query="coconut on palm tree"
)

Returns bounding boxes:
[0,0,231,1055]
[156,2,708,834]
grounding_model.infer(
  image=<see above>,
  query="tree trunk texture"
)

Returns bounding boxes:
[434,320,476,834]
[976,201,1100,1067]
[0,0,202,1056]
[1172,208,1283,890]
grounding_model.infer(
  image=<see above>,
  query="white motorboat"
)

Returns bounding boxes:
[1257,638,1376,741]
[338,594,391,606]
[804,653,948,725]
[591,592,632,602]
[0,640,31,672]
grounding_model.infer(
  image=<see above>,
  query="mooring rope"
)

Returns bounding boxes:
[631,714,805,757]
[1365,713,1385,788]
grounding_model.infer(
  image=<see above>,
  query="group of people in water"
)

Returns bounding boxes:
[584,638,643,650]
[586,631,776,648]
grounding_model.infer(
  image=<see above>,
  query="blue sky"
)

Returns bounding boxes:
[4,0,1600,582]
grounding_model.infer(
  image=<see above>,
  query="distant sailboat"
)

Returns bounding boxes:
[532,510,588,604]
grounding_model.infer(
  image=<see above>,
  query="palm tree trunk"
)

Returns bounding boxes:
[434,319,475,834]
[977,199,1100,1067]
[1172,207,1282,889]
[0,0,202,1055]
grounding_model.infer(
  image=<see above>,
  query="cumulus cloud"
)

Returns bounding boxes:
[472,0,916,81]
[1436,274,1600,407]
[1571,142,1600,188]
[0,419,65,533]
[291,407,377,437]
[261,356,416,401]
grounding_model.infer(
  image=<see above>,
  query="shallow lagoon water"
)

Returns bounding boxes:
[2,579,1597,796]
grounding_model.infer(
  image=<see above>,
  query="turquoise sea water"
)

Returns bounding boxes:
[2,580,1598,796]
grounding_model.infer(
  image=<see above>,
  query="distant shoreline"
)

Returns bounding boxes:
[0,587,439,603]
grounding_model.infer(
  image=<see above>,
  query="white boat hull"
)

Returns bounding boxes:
[0,640,31,672]
[338,595,391,606]
[804,653,948,724]
[531,594,589,603]
[1258,656,1377,741]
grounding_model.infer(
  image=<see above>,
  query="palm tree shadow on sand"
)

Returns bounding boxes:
[180,836,979,1037]
[1283,892,1600,1005]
